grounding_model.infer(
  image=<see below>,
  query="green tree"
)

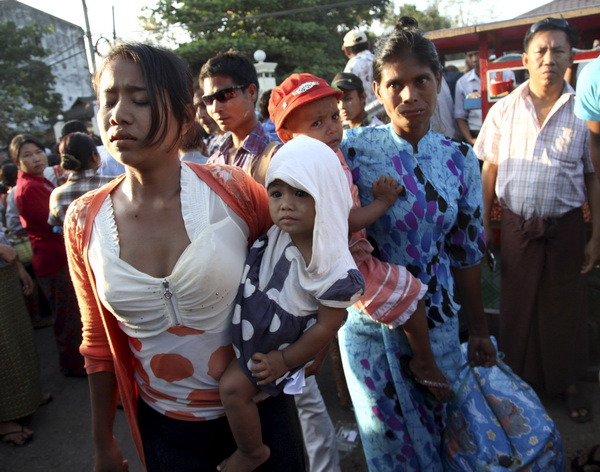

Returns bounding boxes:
[142,0,391,83]
[0,22,63,145]
[382,2,453,32]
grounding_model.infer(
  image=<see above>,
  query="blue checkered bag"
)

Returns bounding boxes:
[442,338,564,471]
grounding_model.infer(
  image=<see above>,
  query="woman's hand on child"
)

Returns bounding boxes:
[372,176,404,208]
[251,351,289,386]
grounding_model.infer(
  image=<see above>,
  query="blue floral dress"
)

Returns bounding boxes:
[338,125,486,472]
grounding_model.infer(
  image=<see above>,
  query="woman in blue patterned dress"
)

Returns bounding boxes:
[338,17,497,472]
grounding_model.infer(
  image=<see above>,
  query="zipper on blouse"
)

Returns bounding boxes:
[162,279,181,326]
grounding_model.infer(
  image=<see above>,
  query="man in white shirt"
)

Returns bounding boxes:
[454,51,515,145]
[342,30,378,113]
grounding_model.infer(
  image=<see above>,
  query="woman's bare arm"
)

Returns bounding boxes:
[88,372,129,472]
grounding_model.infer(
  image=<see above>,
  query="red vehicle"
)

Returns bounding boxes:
[426,5,600,120]
[425,6,600,311]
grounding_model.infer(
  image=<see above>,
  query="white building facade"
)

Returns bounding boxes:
[0,0,93,111]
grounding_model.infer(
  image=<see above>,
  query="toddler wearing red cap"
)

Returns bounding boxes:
[268,73,452,401]
[269,74,405,237]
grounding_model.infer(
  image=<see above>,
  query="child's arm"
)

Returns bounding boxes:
[250,304,346,386]
[349,176,403,233]
[303,343,330,378]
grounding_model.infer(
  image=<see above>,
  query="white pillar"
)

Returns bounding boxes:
[253,50,278,93]
[53,115,65,143]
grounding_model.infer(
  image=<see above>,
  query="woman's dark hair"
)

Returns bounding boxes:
[47,153,60,167]
[258,89,272,121]
[93,42,194,150]
[180,121,207,154]
[0,162,18,187]
[59,132,98,171]
[373,16,442,84]
[9,134,45,165]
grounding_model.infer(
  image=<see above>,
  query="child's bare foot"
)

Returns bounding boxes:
[402,356,453,403]
[217,445,270,472]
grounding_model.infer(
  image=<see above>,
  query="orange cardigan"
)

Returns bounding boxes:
[64,163,271,466]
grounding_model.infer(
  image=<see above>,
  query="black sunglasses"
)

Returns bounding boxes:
[528,17,570,35]
[201,84,249,106]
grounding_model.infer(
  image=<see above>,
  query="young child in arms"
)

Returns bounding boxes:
[268,73,452,400]
[218,136,365,472]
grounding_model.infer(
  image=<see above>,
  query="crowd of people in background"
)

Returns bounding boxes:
[1,12,600,472]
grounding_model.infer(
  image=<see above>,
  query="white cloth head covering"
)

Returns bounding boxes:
[266,135,353,278]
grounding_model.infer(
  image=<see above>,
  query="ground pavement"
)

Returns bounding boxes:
[2,326,598,471]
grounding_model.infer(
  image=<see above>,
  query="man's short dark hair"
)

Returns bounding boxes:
[61,120,88,137]
[523,17,577,51]
[199,51,259,102]
[347,42,369,55]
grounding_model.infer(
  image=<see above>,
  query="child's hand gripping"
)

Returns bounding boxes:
[372,176,404,208]
[251,350,290,386]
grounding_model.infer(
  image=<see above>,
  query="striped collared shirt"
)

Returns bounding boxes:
[208,123,278,174]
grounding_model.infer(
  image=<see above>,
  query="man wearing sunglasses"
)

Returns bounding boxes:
[200,51,278,175]
[476,17,600,424]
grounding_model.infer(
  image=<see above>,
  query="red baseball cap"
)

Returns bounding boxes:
[269,73,343,133]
